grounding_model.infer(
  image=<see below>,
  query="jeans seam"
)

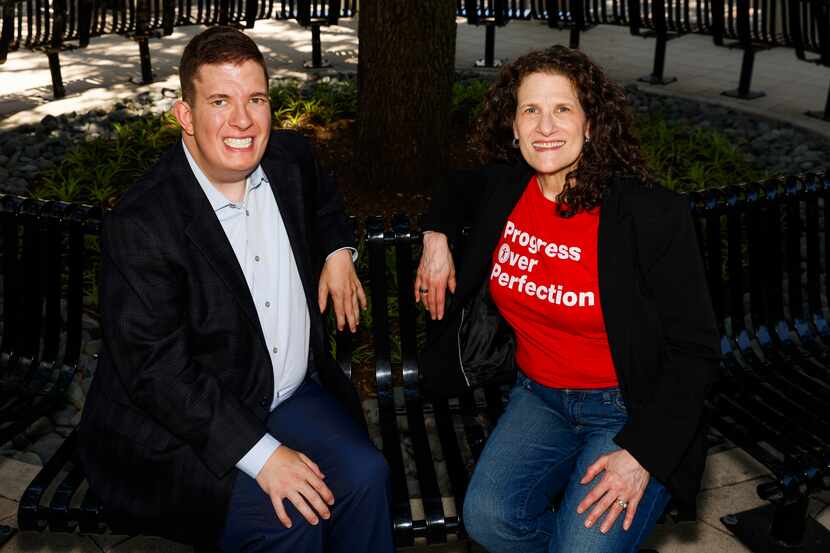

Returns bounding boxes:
[625,482,667,551]
[517,450,577,537]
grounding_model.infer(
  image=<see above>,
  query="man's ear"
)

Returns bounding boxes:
[173,100,195,136]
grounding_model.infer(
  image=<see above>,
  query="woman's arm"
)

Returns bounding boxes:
[416,168,489,319]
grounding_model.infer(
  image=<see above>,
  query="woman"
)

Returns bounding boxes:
[415,46,720,553]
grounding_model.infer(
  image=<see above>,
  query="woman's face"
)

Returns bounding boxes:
[512,72,589,192]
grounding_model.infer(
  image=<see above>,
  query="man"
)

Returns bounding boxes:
[77,27,394,553]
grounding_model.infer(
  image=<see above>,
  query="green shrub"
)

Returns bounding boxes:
[635,115,765,192]
[32,112,181,206]
[451,79,490,124]
[271,78,356,129]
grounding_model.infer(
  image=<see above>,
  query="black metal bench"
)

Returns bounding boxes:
[8,200,508,547]
[293,0,356,69]
[0,0,357,100]
[529,0,588,50]
[691,172,830,552]
[11,171,830,549]
[0,0,97,99]
[0,196,95,451]
[789,0,830,120]
[459,0,533,68]
[8,198,668,549]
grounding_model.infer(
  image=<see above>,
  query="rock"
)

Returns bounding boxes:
[84,339,102,356]
[82,313,100,330]
[41,114,60,131]
[5,177,29,193]
[29,433,65,464]
[26,416,54,439]
[51,405,81,427]
[66,380,86,410]
[54,426,75,437]
[110,110,128,123]
[13,451,43,466]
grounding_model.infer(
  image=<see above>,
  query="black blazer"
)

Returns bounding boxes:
[77,132,361,543]
[420,161,720,508]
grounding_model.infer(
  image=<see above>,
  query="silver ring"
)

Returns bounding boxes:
[617,499,628,510]
[419,288,429,294]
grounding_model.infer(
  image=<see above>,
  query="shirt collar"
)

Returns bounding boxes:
[182,139,268,213]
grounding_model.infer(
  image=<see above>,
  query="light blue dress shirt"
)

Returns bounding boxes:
[183,142,309,479]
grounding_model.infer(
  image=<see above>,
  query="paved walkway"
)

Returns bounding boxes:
[1,17,829,137]
[2,14,830,553]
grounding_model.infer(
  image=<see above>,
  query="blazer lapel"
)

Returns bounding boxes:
[456,163,534,302]
[597,178,634,390]
[172,146,264,338]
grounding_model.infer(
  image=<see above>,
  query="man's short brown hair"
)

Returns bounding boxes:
[179,26,269,102]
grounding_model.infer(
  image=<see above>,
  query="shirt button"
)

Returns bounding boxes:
[255,255,260,262]
[272,347,278,354]
[265,301,271,307]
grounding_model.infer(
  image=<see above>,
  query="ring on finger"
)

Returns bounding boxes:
[419,287,429,294]
[616,499,628,510]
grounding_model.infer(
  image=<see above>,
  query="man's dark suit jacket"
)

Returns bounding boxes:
[77,131,361,543]
[420,161,721,511]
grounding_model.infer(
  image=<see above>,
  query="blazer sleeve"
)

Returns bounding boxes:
[100,210,266,478]
[301,140,355,264]
[422,168,488,243]
[613,193,721,484]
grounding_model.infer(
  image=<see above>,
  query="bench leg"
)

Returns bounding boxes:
[46,48,66,99]
[638,32,676,85]
[303,23,331,69]
[131,35,154,85]
[722,46,765,100]
[0,526,15,548]
[474,24,501,68]
[721,497,830,552]
[805,80,830,122]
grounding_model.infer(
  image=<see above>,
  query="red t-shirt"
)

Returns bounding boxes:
[489,176,618,389]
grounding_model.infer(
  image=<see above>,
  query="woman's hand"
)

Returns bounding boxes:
[414,232,456,320]
[577,449,650,533]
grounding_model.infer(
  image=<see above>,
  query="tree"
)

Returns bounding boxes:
[355,1,457,195]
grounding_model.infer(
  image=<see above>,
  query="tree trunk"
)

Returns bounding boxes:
[355,0,457,195]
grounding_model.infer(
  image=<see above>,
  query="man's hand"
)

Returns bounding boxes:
[577,449,650,533]
[414,232,456,320]
[318,249,367,333]
[256,446,335,529]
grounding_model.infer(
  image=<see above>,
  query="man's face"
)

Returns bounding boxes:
[175,60,271,188]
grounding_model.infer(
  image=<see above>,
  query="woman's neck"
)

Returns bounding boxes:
[537,174,566,201]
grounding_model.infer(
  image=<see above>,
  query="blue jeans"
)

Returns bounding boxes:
[463,372,671,553]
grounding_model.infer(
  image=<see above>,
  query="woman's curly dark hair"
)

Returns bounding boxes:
[474,45,650,213]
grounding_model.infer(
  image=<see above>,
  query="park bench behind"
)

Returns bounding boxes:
[8,171,830,551]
